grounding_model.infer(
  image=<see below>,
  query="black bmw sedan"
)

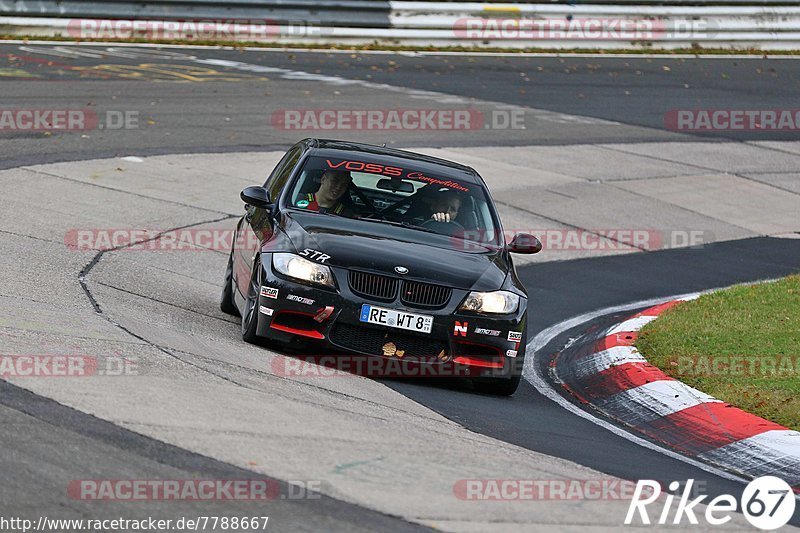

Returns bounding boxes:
[221,139,541,395]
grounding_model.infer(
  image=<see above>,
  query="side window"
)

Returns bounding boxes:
[265,145,303,202]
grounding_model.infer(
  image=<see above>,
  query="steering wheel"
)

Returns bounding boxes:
[420,218,464,233]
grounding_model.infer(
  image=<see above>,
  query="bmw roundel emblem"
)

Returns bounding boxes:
[394,266,409,275]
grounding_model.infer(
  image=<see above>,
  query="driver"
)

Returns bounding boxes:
[429,190,462,223]
[298,169,354,216]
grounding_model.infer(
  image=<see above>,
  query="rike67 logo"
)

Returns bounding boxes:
[626,477,796,530]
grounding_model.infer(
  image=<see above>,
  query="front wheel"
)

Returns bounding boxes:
[241,256,262,344]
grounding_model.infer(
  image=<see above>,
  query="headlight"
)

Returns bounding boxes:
[459,290,520,314]
[272,253,334,288]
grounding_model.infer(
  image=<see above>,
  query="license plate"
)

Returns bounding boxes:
[359,304,433,334]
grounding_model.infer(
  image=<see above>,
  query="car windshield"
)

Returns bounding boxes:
[286,155,502,245]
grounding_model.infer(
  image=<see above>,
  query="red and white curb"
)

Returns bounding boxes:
[553,296,800,490]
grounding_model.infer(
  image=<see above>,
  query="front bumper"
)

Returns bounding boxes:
[252,255,527,379]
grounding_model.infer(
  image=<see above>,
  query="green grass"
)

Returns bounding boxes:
[2,34,800,55]
[636,275,800,430]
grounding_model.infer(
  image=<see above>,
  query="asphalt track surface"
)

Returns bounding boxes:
[3,43,800,170]
[2,43,800,529]
[390,236,800,525]
[0,381,429,532]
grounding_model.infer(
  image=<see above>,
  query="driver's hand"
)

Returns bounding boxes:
[432,212,450,223]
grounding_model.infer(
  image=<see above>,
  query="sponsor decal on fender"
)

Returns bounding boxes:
[474,328,500,336]
[259,306,274,316]
[507,331,522,342]
[506,350,517,358]
[313,306,334,322]
[260,286,279,299]
[287,294,315,305]
[453,321,468,337]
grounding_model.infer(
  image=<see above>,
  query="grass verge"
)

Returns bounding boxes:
[636,275,800,431]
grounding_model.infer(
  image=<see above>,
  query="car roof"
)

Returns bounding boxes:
[304,139,483,185]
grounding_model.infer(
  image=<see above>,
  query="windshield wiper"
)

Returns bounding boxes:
[399,221,440,234]
[358,216,441,235]
[359,213,385,222]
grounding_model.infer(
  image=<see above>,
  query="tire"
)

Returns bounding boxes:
[241,256,262,344]
[472,374,521,396]
[220,251,239,316]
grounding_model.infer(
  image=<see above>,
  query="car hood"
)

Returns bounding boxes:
[281,211,509,291]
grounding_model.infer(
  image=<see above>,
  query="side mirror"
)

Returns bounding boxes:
[240,186,271,208]
[508,233,542,254]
